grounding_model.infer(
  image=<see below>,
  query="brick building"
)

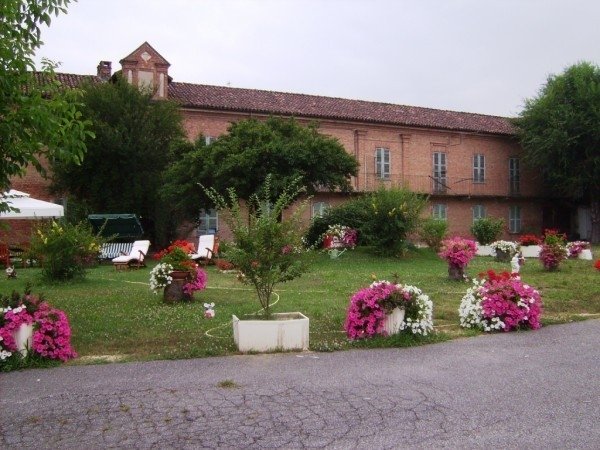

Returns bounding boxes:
[7,42,557,245]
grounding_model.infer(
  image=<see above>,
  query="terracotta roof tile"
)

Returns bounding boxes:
[40,72,516,136]
[169,82,516,136]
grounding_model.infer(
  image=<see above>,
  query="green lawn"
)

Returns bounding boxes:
[1,247,598,365]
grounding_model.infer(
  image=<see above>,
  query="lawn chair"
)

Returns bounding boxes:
[112,240,150,270]
[189,235,218,265]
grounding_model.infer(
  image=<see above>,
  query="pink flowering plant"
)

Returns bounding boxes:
[182,268,208,296]
[323,224,358,249]
[459,270,543,332]
[1,287,76,369]
[566,240,590,258]
[344,280,433,339]
[438,237,477,269]
[539,229,568,271]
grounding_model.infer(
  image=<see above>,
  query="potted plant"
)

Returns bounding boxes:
[344,279,433,339]
[539,229,568,271]
[322,224,358,249]
[490,240,519,262]
[470,217,504,256]
[459,270,543,332]
[518,234,542,258]
[150,240,207,303]
[204,175,311,352]
[438,237,477,280]
[566,241,592,260]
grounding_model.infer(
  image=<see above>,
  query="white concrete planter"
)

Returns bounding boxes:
[382,307,405,335]
[520,245,541,258]
[232,312,309,352]
[476,244,493,257]
[12,323,33,357]
[578,249,593,260]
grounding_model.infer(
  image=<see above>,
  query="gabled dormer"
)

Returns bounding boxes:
[119,42,170,99]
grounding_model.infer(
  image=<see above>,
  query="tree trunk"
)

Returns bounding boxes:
[591,199,600,244]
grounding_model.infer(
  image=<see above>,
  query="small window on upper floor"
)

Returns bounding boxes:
[473,154,485,183]
[375,147,390,179]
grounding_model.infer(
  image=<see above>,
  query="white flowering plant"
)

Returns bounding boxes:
[490,240,519,254]
[149,263,174,293]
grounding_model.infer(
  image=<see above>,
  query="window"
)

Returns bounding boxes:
[432,203,447,220]
[205,135,217,145]
[375,147,390,179]
[432,152,447,193]
[509,205,522,233]
[312,201,330,218]
[473,204,486,222]
[473,154,485,183]
[198,209,218,234]
[509,157,520,194]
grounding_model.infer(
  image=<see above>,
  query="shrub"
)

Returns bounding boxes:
[304,198,371,247]
[361,186,428,256]
[205,175,311,316]
[419,218,448,251]
[470,217,505,245]
[29,220,105,281]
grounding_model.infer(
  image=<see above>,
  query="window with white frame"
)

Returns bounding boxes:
[204,135,217,145]
[432,203,447,220]
[375,147,390,179]
[509,157,520,194]
[312,201,330,218]
[198,208,218,234]
[432,151,447,193]
[472,204,486,222]
[473,154,485,183]
[509,205,522,233]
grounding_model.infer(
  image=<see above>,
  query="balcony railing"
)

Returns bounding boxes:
[358,173,542,197]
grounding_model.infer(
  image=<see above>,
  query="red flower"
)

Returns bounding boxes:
[594,259,600,271]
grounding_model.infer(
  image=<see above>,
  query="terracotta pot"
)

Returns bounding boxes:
[169,270,192,280]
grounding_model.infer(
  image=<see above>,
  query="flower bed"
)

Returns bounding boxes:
[1,288,76,366]
[459,270,542,332]
[344,280,433,339]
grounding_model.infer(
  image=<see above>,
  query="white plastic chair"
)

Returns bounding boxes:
[112,240,150,270]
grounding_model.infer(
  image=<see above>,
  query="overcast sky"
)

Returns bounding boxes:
[33,0,600,117]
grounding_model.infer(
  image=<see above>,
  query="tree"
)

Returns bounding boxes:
[51,77,185,244]
[161,117,359,221]
[513,62,600,243]
[0,0,93,213]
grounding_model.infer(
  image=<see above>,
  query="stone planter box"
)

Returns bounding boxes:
[578,249,593,260]
[476,244,493,257]
[520,245,541,258]
[382,307,405,335]
[232,312,309,352]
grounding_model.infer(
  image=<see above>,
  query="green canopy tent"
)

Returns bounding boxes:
[88,214,145,261]
[88,214,144,241]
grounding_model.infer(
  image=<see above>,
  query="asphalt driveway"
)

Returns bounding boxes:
[1,319,599,449]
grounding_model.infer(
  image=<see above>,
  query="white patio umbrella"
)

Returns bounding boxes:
[0,190,64,219]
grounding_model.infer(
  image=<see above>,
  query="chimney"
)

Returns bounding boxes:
[97,61,112,81]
